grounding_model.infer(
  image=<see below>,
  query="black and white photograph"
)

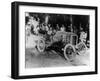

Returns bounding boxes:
[25,12,90,68]
[11,1,97,79]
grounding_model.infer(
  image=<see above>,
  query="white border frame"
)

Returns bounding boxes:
[19,5,95,76]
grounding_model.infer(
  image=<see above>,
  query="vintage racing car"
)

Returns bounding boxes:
[26,30,87,61]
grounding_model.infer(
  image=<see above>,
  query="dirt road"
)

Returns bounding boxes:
[25,48,89,68]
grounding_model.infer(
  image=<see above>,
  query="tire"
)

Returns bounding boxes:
[76,42,87,55]
[37,38,45,52]
[64,44,76,61]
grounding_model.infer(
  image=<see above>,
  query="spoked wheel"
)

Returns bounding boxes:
[64,44,76,61]
[76,42,87,55]
[37,38,45,52]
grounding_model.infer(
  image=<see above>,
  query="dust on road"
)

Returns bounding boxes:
[25,48,89,68]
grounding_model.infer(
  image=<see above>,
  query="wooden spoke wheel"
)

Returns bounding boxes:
[76,42,87,55]
[64,44,76,61]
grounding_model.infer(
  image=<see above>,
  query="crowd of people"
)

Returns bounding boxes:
[25,16,68,36]
[25,13,89,47]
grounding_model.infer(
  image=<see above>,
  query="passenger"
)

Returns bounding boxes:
[48,27,53,35]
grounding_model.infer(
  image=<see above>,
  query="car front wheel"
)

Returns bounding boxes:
[64,44,76,61]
